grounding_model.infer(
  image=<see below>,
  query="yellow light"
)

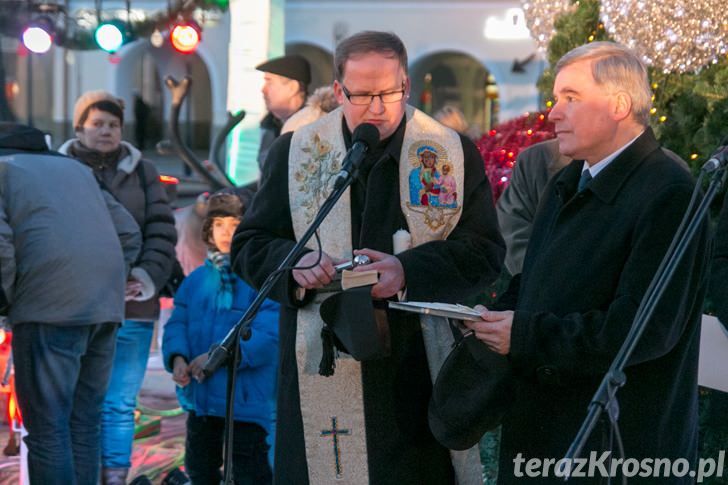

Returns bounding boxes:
[652,83,659,89]
[690,153,699,160]
[659,115,667,123]
[588,35,595,42]
[9,392,21,425]
[650,108,657,115]
[159,174,179,185]
[546,100,553,108]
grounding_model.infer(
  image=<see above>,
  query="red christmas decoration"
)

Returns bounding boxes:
[475,110,556,202]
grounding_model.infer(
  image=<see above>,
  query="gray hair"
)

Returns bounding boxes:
[334,31,408,82]
[555,41,652,126]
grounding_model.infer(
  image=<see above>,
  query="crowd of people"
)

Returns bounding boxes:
[0,28,725,485]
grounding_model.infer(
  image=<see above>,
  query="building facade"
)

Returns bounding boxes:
[1,0,544,180]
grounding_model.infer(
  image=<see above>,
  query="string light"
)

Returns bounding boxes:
[95,22,125,53]
[521,0,575,51]
[170,21,201,54]
[150,28,164,48]
[22,25,53,54]
[600,0,728,73]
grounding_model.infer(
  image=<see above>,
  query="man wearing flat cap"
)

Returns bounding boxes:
[256,54,311,169]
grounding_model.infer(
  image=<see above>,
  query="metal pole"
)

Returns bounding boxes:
[63,0,70,138]
[27,55,33,127]
[63,49,69,139]
[185,61,192,147]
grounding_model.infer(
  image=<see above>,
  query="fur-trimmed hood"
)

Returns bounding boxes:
[57,139,143,174]
[281,86,340,135]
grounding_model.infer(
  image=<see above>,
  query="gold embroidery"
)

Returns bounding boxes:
[407,139,449,167]
[293,134,343,224]
[405,202,462,231]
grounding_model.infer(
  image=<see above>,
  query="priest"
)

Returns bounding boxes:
[232,30,505,485]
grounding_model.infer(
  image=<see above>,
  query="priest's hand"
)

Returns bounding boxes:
[353,248,405,300]
[465,305,513,355]
[293,251,341,289]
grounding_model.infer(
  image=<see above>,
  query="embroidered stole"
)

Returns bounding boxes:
[288,106,481,485]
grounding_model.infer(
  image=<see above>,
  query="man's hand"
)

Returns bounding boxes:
[172,356,190,387]
[353,248,405,300]
[292,251,343,290]
[464,305,513,355]
[186,353,209,383]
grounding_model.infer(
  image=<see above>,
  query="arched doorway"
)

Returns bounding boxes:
[409,51,498,137]
[286,43,334,91]
[117,40,213,151]
[130,50,164,150]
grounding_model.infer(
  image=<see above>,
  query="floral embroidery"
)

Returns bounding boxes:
[293,134,343,223]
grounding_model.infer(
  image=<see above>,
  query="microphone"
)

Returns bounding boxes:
[701,136,728,172]
[333,123,380,189]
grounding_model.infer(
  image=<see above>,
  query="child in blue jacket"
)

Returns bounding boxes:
[163,191,279,485]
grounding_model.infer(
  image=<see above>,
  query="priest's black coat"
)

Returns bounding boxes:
[494,129,710,484]
[231,118,505,485]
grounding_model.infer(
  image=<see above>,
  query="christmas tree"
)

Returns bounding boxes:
[535,0,728,173]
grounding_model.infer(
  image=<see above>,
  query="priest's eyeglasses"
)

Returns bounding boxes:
[341,83,406,106]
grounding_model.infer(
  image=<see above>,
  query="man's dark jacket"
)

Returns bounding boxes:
[709,193,728,330]
[496,129,709,484]
[496,138,570,275]
[232,117,505,485]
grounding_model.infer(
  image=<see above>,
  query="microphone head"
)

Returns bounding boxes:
[352,123,380,151]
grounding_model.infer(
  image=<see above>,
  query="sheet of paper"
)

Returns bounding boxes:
[698,314,728,392]
[388,301,483,320]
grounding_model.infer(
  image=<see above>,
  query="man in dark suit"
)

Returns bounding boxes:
[467,42,709,484]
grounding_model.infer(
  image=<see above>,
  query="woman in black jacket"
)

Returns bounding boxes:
[60,90,177,485]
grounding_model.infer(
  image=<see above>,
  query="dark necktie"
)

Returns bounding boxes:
[578,170,593,192]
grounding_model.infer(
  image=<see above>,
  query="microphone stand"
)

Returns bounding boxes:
[202,163,364,485]
[560,164,727,482]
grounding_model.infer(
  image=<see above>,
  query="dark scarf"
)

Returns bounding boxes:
[68,140,127,171]
[208,251,235,310]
